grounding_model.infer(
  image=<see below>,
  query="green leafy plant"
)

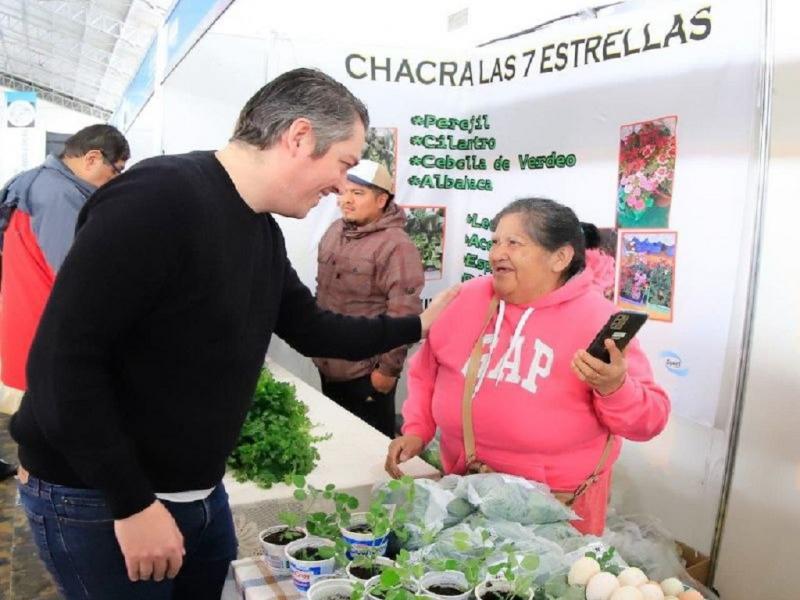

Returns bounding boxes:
[536,574,585,600]
[363,550,426,600]
[227,368,330,488]
[279,476,359,564]
[429,529,495,589]
[484,546,540,600]
[348,476,416,577]
[584,547,620,576]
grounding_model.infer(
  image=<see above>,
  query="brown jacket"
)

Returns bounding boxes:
[313,203,424,381]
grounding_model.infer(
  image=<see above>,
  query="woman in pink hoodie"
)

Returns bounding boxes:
[385,198,669,534]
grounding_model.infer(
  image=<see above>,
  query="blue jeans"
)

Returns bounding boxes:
[18,475,238,600]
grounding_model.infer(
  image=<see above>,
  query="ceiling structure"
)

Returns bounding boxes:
[0,0,173,119]
[0,0,626,120]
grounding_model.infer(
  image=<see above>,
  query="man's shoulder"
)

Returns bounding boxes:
[26,165,78,196]
[128,151,213,181]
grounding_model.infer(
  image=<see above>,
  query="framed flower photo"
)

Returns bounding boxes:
[616,116,677,229]
[616,230,677,322]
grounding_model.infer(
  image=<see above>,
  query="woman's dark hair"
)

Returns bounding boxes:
[491,197,586,280]
[60,124,130,163]
[581,222,601,249]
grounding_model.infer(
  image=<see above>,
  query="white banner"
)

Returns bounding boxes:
[269,1,762,427]
[1,91,46,183]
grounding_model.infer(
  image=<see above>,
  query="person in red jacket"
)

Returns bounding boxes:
[0,124,129,479]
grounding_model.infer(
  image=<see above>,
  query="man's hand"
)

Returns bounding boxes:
[385,435,425,478]
[370,370,397,394]
[419,285,460,338]
[114,500,185,582]
[571,338,628,396]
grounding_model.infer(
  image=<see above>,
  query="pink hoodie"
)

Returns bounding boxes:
[402,270,670,533]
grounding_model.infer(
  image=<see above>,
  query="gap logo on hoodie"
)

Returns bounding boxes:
[462,332,554,394]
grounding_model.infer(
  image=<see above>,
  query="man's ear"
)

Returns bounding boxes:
[283,118,314,156]
[83,149,103,167]
[377,191,390,211]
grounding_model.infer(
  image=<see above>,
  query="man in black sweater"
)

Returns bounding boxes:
[10,68,455,600]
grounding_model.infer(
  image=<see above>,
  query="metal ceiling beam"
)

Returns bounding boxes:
[0,72,111,119]
[98,0,138,98]
[34,1,154,49]
[0,0,168,117]
[1,57,124,111]
[0,11,132,82]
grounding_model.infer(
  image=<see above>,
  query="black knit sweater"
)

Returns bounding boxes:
[10,151,420,518]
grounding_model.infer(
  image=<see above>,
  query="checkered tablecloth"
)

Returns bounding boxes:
[221,556,303,600]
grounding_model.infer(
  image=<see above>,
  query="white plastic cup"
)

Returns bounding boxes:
[286,536,337,593]
[258,525,307,575]
[340,512,389,559]
[345,556,396,581]
[307,577,357,600]
[475,578,533,600]
[419,570,473,600]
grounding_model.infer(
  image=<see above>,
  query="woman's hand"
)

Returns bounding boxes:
[385,435,425,479]
[571,338,627,396]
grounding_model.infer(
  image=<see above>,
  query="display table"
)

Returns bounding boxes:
[224,359,439,558]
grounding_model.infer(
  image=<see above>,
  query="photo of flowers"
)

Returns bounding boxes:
[616,231,677,322]
[616,116,677,229]
[362,127,397,188]
[401,206,446,280]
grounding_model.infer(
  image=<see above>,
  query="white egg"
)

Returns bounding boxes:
[610,586,645,600]
[586,571,620,600]
[617,567,648,587]
[660,578,684,597]
[664,597,679,600]
[639,582,665,600]
[568,556,601,586]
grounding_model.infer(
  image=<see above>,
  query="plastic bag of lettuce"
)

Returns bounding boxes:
[227,367,330,488]
[456,473,578,525]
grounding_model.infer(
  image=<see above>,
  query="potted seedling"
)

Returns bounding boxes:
[259,509,307,574]
[423,529,497,600]
[343,477,415,559]
[282,476,360,592]
[344,476,417,580]
[341,507,391,560]
[346,555,396,582]
[291,479,360,540]
[477,548,541,600]
[418,570,471,600]
[364,550,425,600]
[286,536,338,593]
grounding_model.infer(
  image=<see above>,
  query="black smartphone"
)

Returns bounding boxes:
[586,311,649,362]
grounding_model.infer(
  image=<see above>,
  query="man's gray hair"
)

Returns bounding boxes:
[231,68,369,156]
